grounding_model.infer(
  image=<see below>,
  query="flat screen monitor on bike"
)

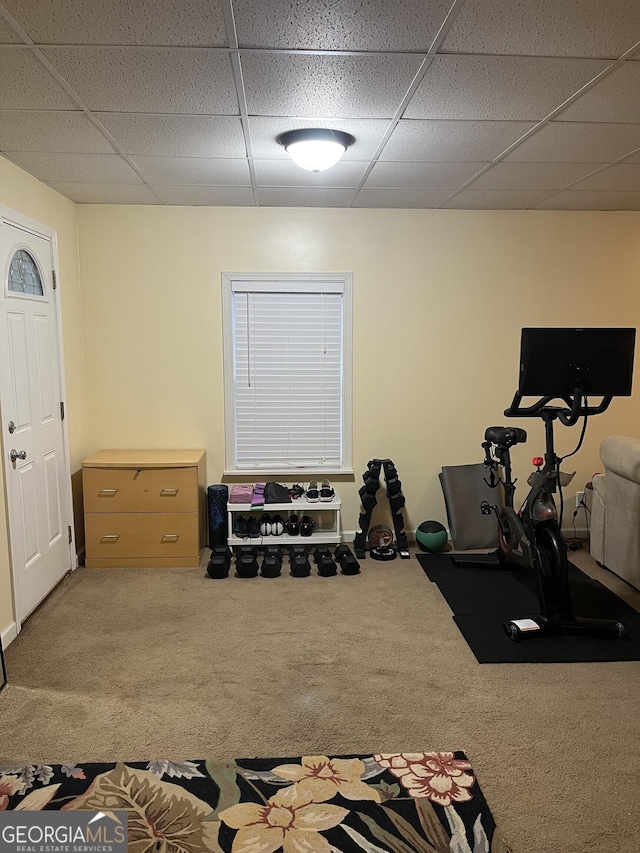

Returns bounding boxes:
[518,327,635,399]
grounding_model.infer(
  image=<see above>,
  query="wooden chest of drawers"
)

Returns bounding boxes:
[82,449,206,568]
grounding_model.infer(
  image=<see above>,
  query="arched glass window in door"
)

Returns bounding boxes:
[8,249,44,295]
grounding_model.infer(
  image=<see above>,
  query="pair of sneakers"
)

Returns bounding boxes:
[233,515,257,538]
[258,513,285,536]
[306,479,335,502]
[285,514,315,536]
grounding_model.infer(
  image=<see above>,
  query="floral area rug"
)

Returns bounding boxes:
[0,752,508,852]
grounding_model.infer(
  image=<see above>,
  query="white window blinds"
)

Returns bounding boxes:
[224,276,351,472]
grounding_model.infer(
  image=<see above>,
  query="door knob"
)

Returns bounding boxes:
[8,421,16,434]
[10,449,27,463]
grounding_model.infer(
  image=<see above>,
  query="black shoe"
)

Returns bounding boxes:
[306,480,320,502]
[286,514,300,535]
[247,516,260,538]
[320,479,335,502]
[300,515,315,536]
[233,515,248,538]
[259,513,272,536]
[271,514,285,536]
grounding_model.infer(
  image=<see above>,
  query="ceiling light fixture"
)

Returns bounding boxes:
[277,128,356,172]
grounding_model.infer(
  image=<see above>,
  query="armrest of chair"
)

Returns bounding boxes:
[599,435,640,484]
[589,473,606,565]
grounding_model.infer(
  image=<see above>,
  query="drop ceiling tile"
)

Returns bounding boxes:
[0,18,23,41]
[442,189,551,209]
[405,56,608,121]
[241,53,423,119]
[234,0,451,50]
[6,151,143,183]
[130,156,250,186]
[469,162,606,191]
[0,110,114,153]
[43,48,238,114]
[258,187,355,207]
[440,0,640,59]
[556,62,640,122]
[154,186,255,205]
[531,190,640,210]
[0,48,77,109]
[2,0,228,46]
[381,120,536,162]
[364,160,489,190]
[503,121,640,162]
[95,114,246,158]
[248,117,390,161]
[48,182,160,204]
[568,163,640,191]
[353,188,452,208]
[254,159,367,188]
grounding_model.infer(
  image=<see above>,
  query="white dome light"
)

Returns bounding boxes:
[277,129,356,173]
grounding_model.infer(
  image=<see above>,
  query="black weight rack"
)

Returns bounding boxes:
[354,458,410,560]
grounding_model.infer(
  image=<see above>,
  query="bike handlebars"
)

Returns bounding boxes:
[504,389,613,424]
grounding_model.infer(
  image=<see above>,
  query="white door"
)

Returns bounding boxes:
[0,216,72,624]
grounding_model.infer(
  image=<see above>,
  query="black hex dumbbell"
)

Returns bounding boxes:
[313,546,332,564]
[236,552,259,578]
[207,545,232,579]
[334,545,360,575]
[261,551,283,578]
[290,554,311,577]
[317,554,337,577]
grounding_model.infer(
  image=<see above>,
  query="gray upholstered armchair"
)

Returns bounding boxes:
[590,435,640,591]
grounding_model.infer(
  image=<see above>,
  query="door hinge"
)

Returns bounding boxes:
[52,270,57,290]
[68,525,72,544]
[60,401,65,421]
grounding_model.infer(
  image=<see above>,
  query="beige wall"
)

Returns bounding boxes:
[0,155,88,639]
[76,205,640,538]
[2,183,639,641]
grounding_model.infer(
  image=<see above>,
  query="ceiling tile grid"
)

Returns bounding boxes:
[1,0,640,209]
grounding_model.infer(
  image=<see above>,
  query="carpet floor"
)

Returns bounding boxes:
[0,753,505,853]
[1,548,639,853]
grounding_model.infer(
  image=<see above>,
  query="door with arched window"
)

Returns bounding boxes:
[0,212,73,627]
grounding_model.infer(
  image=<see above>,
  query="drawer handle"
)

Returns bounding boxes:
[160,488,179,496]
[100,534,120,543]
[161,534,179,542]
[98,489,118,497]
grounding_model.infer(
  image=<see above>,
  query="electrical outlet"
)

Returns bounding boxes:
[576,490,585,508]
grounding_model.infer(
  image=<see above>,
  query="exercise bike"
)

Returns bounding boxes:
[455,327,636,642]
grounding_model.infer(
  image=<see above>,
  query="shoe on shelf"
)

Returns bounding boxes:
[233,515,248,538]
[286,514,300,535]
[259,513,272,536]
[320,479,335,502]
[300,515,315,536]
[247,516,261,538]
[271,514,285,536]
[306,480,320,502]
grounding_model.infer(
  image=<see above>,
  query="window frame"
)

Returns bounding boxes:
[5,245,47,300]
[222,271,353,476]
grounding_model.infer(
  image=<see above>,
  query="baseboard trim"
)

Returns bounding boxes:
[1,620,18,649]
[343,526,587,546]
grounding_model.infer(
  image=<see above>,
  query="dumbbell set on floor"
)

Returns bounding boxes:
[206,544,360,579]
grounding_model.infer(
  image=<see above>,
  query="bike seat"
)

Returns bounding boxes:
[485,426,527,447]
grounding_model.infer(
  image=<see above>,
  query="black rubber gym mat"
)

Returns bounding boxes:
[417,553,640,663]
